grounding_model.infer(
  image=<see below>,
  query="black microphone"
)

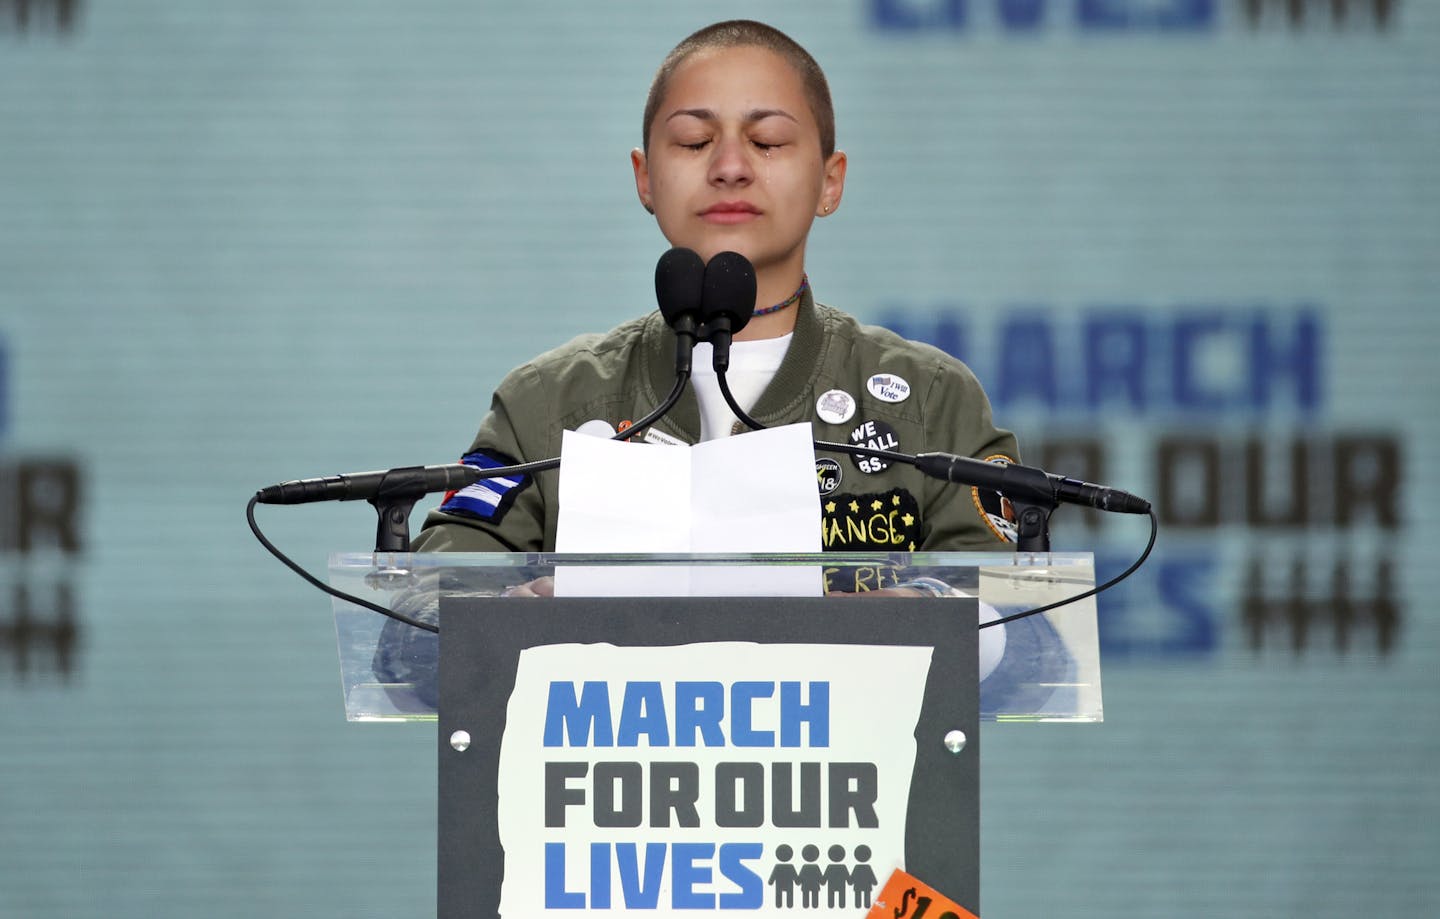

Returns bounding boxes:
[256,464,479,505]
[699,250,756,373]
[912,452,1152,515]
[654,247,706,375]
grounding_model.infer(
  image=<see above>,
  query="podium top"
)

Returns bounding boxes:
[328,551,1102,724]
[334,549,1088,571]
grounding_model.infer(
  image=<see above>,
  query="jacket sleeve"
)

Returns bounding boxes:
[917,355,1021,551]
[410,363,554,553]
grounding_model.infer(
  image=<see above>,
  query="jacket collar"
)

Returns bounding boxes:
[641,287,829,443]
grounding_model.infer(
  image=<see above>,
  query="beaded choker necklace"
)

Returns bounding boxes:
[753,275,809,317]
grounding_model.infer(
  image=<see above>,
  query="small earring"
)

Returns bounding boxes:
[822,203,830,214]
[643,203,654,215]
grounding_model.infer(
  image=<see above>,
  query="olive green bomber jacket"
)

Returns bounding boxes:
[412,290,1018,554]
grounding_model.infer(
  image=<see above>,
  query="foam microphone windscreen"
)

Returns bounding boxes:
[654,247,706,328]
[700,250,757,335]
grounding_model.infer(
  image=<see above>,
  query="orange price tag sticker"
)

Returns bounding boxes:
[866,868,978,919]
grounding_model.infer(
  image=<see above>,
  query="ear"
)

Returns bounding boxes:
[816,150,848,217]
[631,148,654,214]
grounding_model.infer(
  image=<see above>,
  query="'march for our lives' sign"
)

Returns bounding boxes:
[438,596,980,918]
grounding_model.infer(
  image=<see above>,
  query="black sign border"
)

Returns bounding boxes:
[438,594,979,917]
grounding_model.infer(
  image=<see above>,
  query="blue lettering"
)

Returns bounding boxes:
[545,842,585,908]
[1156,555,1218,652]
[590,843,611,909]
[1172,312,1237,410]
[878,306,969,365]
[1078,0,1131,26]
[1249,309,1320,412]
[718,843,766,909]
[1084,311,1148,409]
[552,841,766,909]
[880,305,1326,416]
[675,681,725,746]
[730,682,775,747]
[1155,0,1215,29]
[998,0,1048,28]
[671,843,715,909]
[1098,551,1218,657]
[869,0,1213,31]
[617,842,667,908]
[932,311,969,364]
[780,681,830,748]
[616,681,669,747]
[995,313,1060,408]
[870,0,967,29]
[544,681,613,747]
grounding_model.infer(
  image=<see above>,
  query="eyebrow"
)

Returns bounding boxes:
[665,107,799,126]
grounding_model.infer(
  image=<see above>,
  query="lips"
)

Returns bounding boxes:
[701,201,761,224]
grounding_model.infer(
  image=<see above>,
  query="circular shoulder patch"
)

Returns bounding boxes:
[971,454,1018,543]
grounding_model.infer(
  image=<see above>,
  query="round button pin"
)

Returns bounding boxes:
[815,389,857,424]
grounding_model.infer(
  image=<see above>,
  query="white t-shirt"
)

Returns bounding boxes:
[690,333,793,442]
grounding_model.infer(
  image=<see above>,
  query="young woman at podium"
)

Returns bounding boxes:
[408,20,1019,564]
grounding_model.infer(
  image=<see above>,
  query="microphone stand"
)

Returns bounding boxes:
[368,470,433,554]
[982,465,1059,553]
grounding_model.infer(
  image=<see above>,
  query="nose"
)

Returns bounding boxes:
[707,133,754,188]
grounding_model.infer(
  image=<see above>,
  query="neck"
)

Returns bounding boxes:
[734,266,806,341]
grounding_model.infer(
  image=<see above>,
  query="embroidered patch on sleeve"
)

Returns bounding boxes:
[971,453,1018,544]
[439,450,530,523]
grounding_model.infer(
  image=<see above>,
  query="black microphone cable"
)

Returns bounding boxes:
[977,507,1157,629]
[248,493,440,633]
[250,444,1154,633]
[249,366,699,633]
[810,437,1158,626]
[717,373,766,433]
[248,451,569,634]
[252,387,1155,632]
[615,372,689,443]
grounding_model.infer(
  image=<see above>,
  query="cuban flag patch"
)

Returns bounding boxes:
[439,450,530,522]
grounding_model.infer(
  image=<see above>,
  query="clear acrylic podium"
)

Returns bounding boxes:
[329,551,1100,918]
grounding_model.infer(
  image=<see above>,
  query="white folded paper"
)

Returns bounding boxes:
[554,422,823,597]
